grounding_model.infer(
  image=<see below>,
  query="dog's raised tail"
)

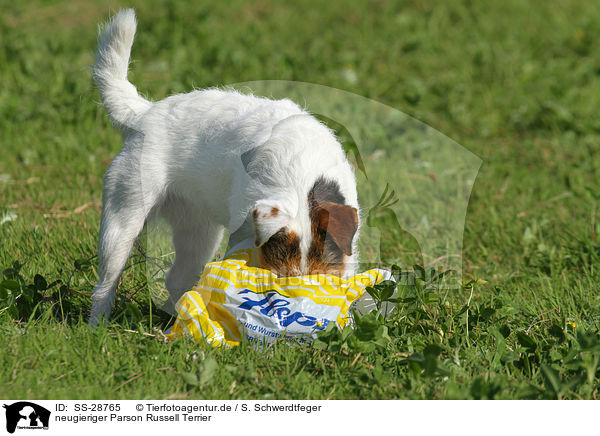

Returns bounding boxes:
[93,9,151,130]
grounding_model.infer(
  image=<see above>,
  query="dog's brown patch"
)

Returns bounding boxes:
[259,230,301,276]
[270,207,279,217]
[312,202,358,256]
[306,177,358,276]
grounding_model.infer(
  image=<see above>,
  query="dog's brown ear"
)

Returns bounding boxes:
[252,200,291,247]
[314,202,358,256]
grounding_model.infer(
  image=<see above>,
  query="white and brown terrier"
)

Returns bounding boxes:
[89,9,360,325]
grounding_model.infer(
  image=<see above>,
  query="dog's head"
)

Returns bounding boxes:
[252,177,359,278]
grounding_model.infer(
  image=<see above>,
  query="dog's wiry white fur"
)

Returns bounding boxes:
[89,9,359,326]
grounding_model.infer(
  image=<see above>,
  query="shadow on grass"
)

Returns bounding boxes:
[0,237,176,331]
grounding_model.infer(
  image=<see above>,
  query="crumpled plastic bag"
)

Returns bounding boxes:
[166,248,390,348]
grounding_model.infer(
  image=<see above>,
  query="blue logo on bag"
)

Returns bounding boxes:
[237,290,329,330]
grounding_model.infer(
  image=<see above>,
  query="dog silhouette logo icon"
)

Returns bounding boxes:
[2,402,50,434]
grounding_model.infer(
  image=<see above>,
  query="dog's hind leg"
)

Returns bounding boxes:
[162,197,224,307]
[89,155,161,326]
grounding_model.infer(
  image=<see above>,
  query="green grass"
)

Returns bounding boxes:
[1,0,600,399]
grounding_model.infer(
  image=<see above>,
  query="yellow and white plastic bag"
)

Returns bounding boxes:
[166,247,389,348]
